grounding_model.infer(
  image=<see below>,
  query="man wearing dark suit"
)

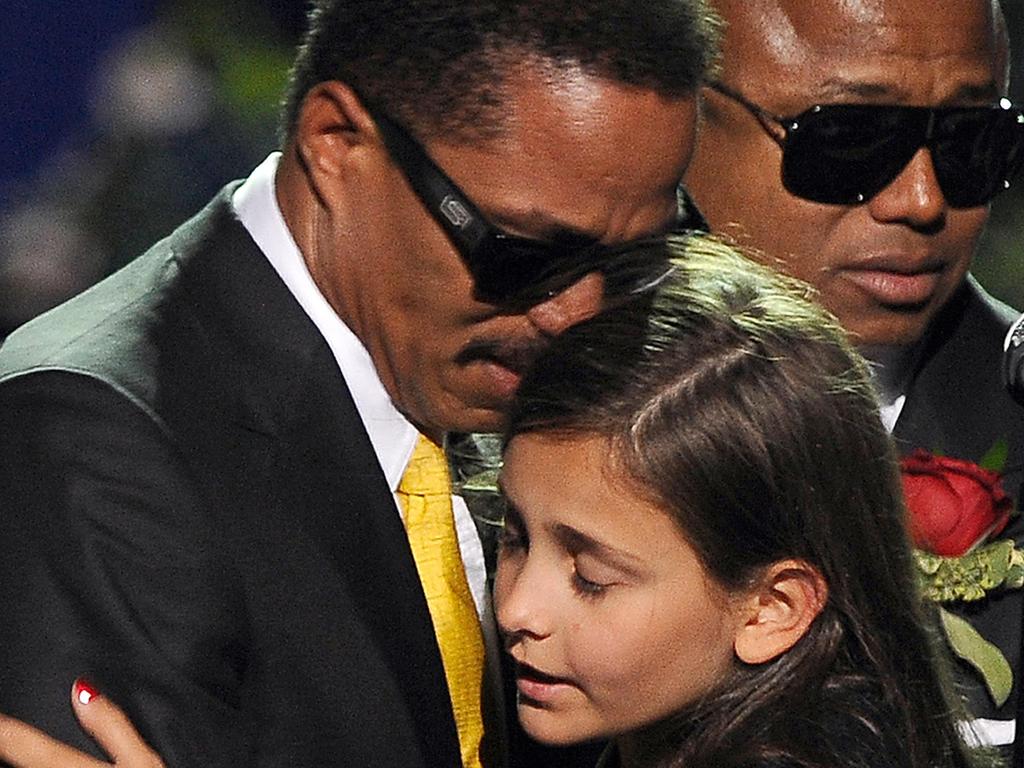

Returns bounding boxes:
[683,0,1024,760]
[0,1,720,766]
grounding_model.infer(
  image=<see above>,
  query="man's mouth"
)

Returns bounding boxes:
[452,337,551,402]
[840,255,947,308]
[842,268,942,308]
[458,338,545,373]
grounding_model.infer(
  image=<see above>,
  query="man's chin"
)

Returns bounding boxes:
[434,388,513,435]
[446,407,509,436]
[839,307,936,349]
[420,361,528,434]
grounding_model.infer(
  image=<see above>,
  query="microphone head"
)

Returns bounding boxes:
[1003,312,1024,406]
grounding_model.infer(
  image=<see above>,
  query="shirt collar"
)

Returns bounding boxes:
[231,152,418,490]
[860,343,922,435]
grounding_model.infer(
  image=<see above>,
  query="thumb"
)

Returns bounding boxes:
[70,680,164,768]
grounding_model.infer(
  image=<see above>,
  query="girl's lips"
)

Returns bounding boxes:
[515,661,576,705]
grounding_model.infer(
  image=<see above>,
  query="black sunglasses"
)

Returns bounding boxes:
[708,81,1024,208]
[369,107,707,306]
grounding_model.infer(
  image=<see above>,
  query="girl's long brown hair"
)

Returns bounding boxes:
[507,234,982,768]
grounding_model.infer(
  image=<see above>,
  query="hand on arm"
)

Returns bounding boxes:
[0,681,163,768]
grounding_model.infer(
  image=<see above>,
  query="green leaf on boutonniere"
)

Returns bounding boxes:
[914,540,1019,602]
[939,607,1013,708]
[979,438,1009,473]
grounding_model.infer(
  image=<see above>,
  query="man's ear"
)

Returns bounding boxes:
[733,559,828,665]
[292,81,382,201]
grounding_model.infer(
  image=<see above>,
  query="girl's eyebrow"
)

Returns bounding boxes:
[500,479,652,577]
[551,522,647,577]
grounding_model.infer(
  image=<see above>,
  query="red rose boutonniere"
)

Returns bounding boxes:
[900,441,1023,708]
[901,449,1012,556]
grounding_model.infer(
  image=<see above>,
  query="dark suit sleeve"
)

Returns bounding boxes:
[0,370,252,766]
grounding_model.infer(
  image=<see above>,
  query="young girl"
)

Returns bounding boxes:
[495,235,980,768]
[0,236,984,768]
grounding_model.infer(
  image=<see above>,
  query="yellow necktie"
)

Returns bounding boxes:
[398,434,486,768]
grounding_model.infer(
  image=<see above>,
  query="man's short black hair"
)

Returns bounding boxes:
[280,0,721,143]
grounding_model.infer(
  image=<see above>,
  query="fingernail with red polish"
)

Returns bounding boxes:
[72,678,101,705]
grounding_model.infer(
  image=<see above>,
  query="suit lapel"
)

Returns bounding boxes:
[285,347,463,765]
[893,280,1007,460]
[174,189,462,765]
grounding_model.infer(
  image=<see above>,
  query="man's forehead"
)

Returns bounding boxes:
[721,0,1002,67]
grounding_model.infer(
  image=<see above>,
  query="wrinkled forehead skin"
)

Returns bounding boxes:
[715,0,1009,101]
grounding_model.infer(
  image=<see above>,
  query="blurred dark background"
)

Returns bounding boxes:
[0,0,304,338]
[2,0,1023,338]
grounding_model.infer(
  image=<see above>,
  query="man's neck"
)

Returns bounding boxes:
[860,344,915,403]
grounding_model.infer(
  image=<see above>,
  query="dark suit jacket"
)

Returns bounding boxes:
[891,276,1024,761]
[0,186,597,767]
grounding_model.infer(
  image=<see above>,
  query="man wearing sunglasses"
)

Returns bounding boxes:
[0,1,717,767]
[684,0,1024,758]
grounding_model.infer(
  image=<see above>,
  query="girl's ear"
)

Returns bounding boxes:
[733,559,828,665]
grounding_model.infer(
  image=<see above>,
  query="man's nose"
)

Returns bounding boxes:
[867,148,949,229]
[526,272,605,337]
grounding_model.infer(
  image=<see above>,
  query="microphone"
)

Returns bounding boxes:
[1003,312,1024,406]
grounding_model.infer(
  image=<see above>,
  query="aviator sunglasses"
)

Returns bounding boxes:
[369,106,707,306]
[708,81,1024,208]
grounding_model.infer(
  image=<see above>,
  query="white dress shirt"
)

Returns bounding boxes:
[231,152,488,619]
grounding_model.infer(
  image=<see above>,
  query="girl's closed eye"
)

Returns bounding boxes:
[571,554,625,598]
[572,566,610,597]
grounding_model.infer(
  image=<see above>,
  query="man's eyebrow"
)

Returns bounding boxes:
[487,211,603,245]
[946,82,1006,103]
[543,226,604,246]
[490,203,681,247]
[815,77,1001,105]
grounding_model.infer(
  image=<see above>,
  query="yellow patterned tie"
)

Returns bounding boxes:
[398,434,486,768]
